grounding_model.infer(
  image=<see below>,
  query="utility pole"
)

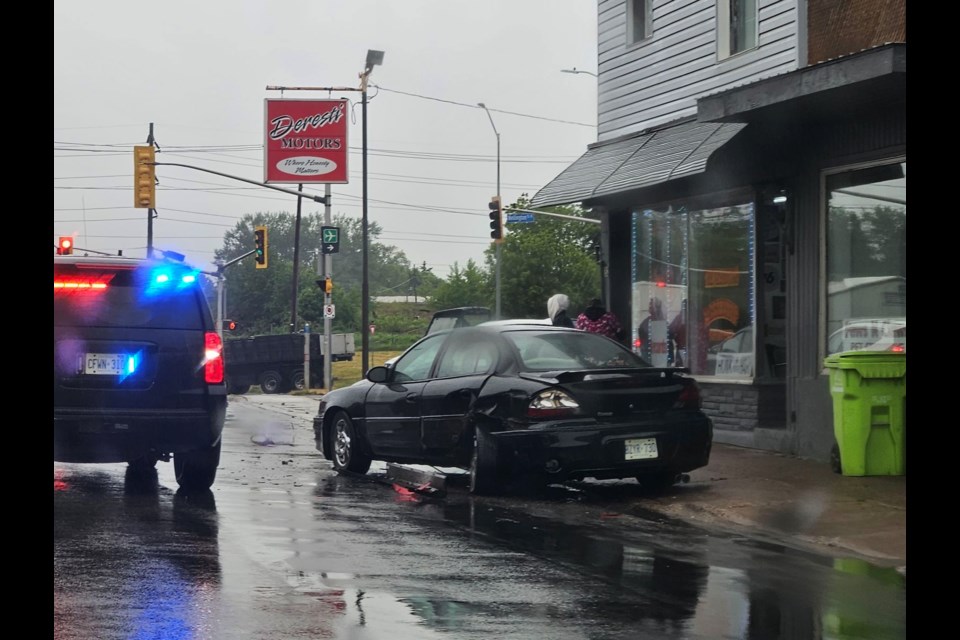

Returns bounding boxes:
[360,49,385,374]
[145,123,157,259]
[478,104,502,319]
[290,183,304,333]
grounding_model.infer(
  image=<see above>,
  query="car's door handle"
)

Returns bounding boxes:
[405,393,417,403]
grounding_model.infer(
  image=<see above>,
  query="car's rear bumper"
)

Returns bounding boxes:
[54,400,226,463]
[493,414,712,481]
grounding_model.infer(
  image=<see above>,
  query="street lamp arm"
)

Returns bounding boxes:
[561,68,598,77]
[151,162,330,205]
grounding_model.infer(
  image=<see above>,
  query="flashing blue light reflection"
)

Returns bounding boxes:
[181,274,196,284]
[118,351,143,382]
[155,273,171,284]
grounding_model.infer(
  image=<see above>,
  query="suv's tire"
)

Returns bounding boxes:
[331,411,371,474]
[174,441,221,491]
[259,370,283,394]
[469,428,500,495]
[227,383,251,395]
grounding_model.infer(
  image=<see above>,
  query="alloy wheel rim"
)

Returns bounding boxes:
[334,421,351,466]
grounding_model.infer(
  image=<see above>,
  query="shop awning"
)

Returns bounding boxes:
[530,120,746,208]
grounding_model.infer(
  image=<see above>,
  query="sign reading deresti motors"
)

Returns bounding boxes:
[264,99,349,184]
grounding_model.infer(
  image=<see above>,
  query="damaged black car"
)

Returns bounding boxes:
[313,324,712,495]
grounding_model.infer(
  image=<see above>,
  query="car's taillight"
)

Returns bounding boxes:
[674,380,701,410]
[527,389,580,419]
[204,331,224,384]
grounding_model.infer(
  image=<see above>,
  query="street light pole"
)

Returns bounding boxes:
[478,103,501,320]
[360,49,384,375]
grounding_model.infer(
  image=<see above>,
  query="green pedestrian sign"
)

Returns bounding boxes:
[321,226,340,255]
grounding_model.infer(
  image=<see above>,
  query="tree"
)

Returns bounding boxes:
[213,211,419,334]
[484,195,600,318]
[431,260,492,309]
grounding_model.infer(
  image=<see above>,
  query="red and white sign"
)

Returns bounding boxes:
[264,99,349,184]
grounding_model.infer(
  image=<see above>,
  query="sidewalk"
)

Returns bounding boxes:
[640,442,907,571]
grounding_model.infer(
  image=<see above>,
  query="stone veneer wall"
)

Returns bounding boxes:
[700,383,760,432]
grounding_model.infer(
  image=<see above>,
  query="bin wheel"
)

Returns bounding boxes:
[830,442,842,475]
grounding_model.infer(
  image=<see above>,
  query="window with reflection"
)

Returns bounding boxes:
[825,160,906,355]
[632,202,756,377]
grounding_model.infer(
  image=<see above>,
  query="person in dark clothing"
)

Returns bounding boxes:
[547,293,575,327]
[576,298,624,341]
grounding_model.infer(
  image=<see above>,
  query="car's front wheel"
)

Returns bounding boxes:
[174,441,221,491]
[469,428,500,495]
[331,411,371,474]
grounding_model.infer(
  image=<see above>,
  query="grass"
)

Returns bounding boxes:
[290,350,403,395]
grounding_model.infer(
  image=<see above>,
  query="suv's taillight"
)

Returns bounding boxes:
[674,380,701,410]
[204,332,224,384]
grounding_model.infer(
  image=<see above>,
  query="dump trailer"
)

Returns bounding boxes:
[224,332,355,394]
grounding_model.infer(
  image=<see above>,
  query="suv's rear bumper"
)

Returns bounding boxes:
[54,400,226,463]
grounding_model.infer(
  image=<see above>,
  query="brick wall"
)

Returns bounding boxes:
[807,0,906,65]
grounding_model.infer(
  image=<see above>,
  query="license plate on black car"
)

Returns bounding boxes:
[624,437,658,460]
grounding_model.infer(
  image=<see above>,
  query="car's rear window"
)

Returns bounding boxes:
[54,263,207,330]
[505,330,648,370]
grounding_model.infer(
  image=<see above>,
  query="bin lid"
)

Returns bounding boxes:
[823,351,906,378]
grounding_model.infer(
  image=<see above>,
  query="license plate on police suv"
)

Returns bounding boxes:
[83,353,126,375]
[624,437,658,460]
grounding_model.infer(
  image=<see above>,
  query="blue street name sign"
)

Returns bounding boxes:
[506,213,535,223]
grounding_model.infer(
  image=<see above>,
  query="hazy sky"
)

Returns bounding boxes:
[54,0,598,279]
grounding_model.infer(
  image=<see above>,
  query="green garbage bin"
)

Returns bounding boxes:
[824,351,906,476]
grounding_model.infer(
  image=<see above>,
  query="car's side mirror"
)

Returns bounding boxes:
[366,366,389,383]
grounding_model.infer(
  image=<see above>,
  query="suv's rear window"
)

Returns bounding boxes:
[54,264,207,330]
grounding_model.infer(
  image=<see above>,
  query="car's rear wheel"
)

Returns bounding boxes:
[331,411,371,474]
[636,471,679,493]
[259,370,283,394]
[127,455,158,472]
[469,428,499,495]
[174,441,221,491]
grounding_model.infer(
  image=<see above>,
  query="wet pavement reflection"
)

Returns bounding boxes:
[54,399,906,639]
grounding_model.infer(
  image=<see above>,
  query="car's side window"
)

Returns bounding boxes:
[392,334,446,383]
[436,339,498,378]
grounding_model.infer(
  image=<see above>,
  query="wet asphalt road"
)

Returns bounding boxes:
[54,394,907,640]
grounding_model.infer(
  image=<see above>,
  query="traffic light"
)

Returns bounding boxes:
[254,226,268,269]
[133,145,156,209]
[316,277,333,294]
[222,319,238,332]
[488,196,503,243]
[57,236,74,255]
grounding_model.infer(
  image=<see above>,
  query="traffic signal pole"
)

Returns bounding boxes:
[323,184,333,392]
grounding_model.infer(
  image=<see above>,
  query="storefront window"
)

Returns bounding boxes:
[825,160,906,355]
[631,201,756,377]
